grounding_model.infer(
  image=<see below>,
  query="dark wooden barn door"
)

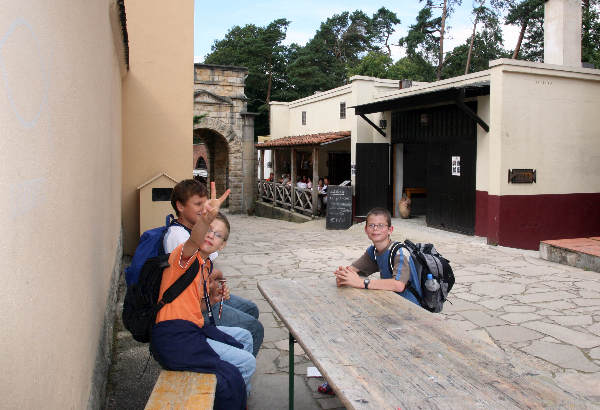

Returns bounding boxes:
[426,108,476,234]
[355,143,390,216]
[392,103,477,234]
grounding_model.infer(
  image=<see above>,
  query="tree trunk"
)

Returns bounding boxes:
[437,0,448,80]
[266,56,273,104]
[465,14,479,75]
[512,20,528,59]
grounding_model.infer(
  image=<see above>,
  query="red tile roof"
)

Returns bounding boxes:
[256,131,351,148]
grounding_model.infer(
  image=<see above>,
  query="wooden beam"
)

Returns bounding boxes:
[359,114,386,137]
[312,146,319,216]
[259,149,264,180]
[290,148,296,211]
[272,149,278,184]
[455,89,489,133]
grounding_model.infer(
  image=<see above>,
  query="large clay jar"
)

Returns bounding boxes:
[399,195,411,219]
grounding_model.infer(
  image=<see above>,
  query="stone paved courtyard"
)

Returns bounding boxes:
[106,213,600,409]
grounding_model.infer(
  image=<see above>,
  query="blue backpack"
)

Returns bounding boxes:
[125,214,175,286]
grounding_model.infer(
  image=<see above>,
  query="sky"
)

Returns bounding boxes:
[194,0,521,63]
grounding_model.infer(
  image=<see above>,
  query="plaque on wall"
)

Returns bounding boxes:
[508,169,536,183]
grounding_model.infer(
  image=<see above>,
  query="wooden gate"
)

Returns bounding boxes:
[392,104,477,234]
[355,143,390,216]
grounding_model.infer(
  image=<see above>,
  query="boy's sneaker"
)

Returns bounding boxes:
[317,382,335,395]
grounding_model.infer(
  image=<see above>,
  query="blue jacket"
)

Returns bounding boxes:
[367,244,421,306]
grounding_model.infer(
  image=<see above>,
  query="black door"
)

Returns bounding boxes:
[426,108,476,234]
[328,152,351,185]
[355,143,390,216]
[392,104,476,234]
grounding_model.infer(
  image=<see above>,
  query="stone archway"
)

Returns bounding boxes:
[193,64,256,213]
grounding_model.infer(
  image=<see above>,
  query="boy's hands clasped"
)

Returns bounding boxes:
[334,265,362,288]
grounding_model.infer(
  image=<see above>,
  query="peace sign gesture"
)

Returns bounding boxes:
[199,181,231,226]
[183,182,231,258]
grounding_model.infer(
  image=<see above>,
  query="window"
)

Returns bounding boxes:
[152,188,173,201]
[302,111,306,125]
[340,102,346,119]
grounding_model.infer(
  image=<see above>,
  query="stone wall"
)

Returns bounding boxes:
[193,64,254,213]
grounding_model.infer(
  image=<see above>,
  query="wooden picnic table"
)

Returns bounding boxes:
[258,279,582,410]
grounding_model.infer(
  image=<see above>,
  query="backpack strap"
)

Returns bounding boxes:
[158,257,199,307]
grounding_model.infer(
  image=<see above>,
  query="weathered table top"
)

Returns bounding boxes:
[258,279,584,410]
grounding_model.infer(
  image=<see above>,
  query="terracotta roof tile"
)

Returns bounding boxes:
[256,131,351,148]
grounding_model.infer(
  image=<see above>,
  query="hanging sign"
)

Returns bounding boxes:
[451,156,461,176]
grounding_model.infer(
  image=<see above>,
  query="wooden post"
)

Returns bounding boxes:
[259,149,264,180]
[312,146,319,216]
[272,149,278,183]
[290,148,296,211]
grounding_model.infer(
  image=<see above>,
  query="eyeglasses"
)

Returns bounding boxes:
[207,228,226,240]
[367,223,389,231]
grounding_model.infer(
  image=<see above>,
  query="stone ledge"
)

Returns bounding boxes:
[540,238,600,273]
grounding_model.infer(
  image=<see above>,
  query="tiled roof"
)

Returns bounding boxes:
[256,131,351,148]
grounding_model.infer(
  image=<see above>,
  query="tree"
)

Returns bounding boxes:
[388,55,437,81]
[287,9,401,97]
[400,0,462,80]
[493,0,544,59]
[204,19,291,136]
[369,7,401,56]
[582,0,600,68]
[347,52,394,77]
[461,2,506,75]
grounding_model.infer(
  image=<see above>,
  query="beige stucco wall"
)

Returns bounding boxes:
[488,59,600,196]
[0,1,123,408]
[475,95,491,192]
[122,0,194,254]
[269,77,397,189]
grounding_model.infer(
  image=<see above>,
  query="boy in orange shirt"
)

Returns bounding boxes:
[150,183,255,410]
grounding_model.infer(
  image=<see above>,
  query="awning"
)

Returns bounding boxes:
[256,131,351,148]
[353,82,490,115]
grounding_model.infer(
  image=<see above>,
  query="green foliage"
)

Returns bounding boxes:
[347,52,394,78]
[204,19,291,136]
[582,0,600,68]
[389,55,437,81]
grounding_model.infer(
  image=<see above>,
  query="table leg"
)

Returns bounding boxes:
[289,332,295,410]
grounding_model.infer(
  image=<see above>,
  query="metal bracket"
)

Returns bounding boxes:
[359,114,386,137]
[455,89,489,133]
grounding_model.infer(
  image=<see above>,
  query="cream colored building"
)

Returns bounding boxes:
[0,0,192,408]
[353,0,600,250]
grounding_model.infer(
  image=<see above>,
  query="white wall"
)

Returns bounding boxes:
[489,59,600,196]
[0,1,123,407]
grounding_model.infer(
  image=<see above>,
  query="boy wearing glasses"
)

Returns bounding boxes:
[333,207,420,305]
[151,184,254,410]
[163,179,263,356]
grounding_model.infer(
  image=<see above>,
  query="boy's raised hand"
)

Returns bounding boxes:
[184,182,230,257]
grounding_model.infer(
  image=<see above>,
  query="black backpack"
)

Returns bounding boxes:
[122,254,201,343]
[387,240,455,313]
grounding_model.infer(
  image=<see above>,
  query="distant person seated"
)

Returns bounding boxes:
[266,172,274,182]
[296,176,308,189]
[307,177,313,189]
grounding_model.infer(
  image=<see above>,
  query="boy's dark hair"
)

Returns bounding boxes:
[170,179,208,216]
[215,212,231,241]
[366,207,392,227]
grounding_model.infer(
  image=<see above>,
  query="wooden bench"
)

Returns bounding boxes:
[404,186,426,199]
[145,371,216,410]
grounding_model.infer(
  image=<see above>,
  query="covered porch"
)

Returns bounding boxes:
[256,131,351,217]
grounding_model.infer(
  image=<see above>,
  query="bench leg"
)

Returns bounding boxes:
[289,332,295,410]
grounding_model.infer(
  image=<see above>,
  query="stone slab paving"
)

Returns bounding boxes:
[106,213,600,409]
[218,213,600,408]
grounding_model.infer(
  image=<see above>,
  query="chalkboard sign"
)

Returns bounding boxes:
[326,185,353,230]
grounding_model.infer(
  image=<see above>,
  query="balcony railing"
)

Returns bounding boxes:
[257,181,315,216]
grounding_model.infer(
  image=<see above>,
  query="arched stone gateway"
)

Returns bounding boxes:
[194,64,256,213]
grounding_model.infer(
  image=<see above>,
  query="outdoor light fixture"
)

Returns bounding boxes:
[379,119,387,129]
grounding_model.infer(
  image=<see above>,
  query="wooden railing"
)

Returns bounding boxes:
[257,181,314,216]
